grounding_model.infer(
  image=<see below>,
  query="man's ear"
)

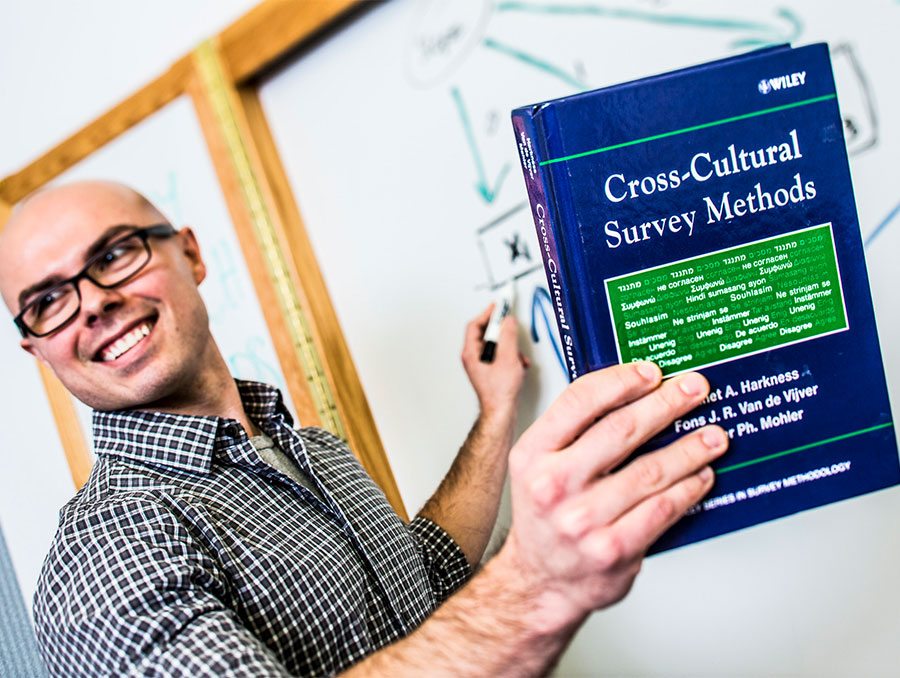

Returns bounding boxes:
[177,226,207,285]
[20,337,50,368]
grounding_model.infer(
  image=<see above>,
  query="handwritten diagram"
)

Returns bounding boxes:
[475,202,540,289]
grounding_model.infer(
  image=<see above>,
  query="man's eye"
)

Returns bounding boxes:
[96,243,135,271]
[34,289,68,316]
[101,245,126,263]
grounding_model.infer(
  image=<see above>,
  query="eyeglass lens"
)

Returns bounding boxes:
[21,234,151,335]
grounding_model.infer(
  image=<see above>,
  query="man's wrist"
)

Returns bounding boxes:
[349,544,584,678]
[486,539,589,640]
[477,401,518,430]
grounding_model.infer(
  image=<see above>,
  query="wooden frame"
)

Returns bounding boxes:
[0,0,406,519]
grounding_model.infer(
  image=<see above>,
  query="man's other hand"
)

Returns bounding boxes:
[461,304,529,418]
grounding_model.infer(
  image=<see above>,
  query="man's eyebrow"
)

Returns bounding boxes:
[84,224,138,261]
[16,224,138,311]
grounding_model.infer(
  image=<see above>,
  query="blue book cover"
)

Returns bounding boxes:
[512,43,899,553]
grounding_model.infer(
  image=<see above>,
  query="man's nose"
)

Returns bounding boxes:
[78,279,125,326]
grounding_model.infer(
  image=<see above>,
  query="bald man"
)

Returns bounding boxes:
[1,181,727,677]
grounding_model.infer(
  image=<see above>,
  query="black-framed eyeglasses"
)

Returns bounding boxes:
[13,224,177,338]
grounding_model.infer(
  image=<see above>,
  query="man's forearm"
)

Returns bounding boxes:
[367,366,723,678]
[417,404,517,568]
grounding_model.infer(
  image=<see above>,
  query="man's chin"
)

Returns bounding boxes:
[68,375,177,413]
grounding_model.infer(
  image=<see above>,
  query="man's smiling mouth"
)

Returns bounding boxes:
[99,320,155,362]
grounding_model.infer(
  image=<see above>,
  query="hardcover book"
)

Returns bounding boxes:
[512,43,899,552]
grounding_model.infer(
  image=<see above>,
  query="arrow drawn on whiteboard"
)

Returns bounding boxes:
[482,37,587,89]
[865,198,900,248]
[531,286,568,376]
[451,86,511,203]
[494,2,803,49]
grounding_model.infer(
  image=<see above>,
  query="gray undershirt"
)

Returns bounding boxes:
[250,433,324,502]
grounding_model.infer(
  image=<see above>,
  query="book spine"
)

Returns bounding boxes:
[512,109,583,381]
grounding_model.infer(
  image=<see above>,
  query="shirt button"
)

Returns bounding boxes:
[223,424,240,438]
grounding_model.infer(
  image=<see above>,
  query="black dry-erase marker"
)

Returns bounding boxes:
[480,281,515,362]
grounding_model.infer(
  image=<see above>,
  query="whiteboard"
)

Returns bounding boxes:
[259,1,900,676]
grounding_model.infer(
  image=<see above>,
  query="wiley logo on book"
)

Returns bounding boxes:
[758,70,807,94]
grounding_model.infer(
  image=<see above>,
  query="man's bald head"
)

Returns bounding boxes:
[8,180,162,221]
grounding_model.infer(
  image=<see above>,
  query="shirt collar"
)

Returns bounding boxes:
[92,380,293,475]
[235,379,294,427]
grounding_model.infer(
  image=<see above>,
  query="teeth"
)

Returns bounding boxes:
[102,322,153,362]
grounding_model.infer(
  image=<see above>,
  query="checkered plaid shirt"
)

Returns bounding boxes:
[33,381,470,677]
